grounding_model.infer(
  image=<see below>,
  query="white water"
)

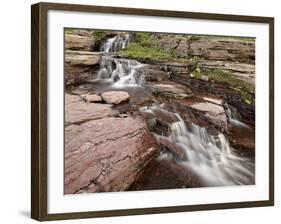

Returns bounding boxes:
[100,34,130,53]
[225,103,250,129]
[141,104,255,186]
[96,56,145,87]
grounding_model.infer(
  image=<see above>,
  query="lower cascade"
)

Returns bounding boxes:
[141,104,255,186]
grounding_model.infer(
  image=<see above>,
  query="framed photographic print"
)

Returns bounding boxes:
[31,2,274,221]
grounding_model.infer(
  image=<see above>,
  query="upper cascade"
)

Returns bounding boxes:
[100,34,131,53]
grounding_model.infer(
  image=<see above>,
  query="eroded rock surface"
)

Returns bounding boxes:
[65,93,118,125]
[65,116,158,194]
[65,32,94,51]
[65,50,101,84]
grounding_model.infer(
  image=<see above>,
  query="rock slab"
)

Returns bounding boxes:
[65,116,158,194]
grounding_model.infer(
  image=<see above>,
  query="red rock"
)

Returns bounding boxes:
[64,116,158,194]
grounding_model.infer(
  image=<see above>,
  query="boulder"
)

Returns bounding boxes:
[64,116,159,194]
[101,91,130,104]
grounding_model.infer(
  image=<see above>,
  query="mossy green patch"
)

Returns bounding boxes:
[120,32,189,63]
[188,34,255,42]
[194,69,254,93]
[192,69,255,105]
[93,31,107,42]
[134,32,156,47]
[65,28,74,34]
[119,43,173,61]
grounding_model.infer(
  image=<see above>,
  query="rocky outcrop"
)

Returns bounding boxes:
[65,116,158,194]
[139,66,170,82]
[149,81,193,99]
[190,102,227,130]
[65,31,95,51]
[155,35,255,64]
[189,39,255,63]
[65,50,101,84]
[199,60,255,84]
[101,91,130,104]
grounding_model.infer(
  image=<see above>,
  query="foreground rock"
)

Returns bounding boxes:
[101,91,130,104]
[65,116,159,194]
[65,93,118,125]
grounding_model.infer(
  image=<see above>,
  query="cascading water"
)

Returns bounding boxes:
[141,104,255,187]
[96,57,145,87]
[100,34,130,53]
[225,103,250,129]
[95,34,146,88]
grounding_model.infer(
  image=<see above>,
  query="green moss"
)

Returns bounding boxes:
[119,43,173,61]
[188,34,255,42]
[192,69,255,103]
[205,69,254,93]
[120,32,189,63]
[93,31,107,42]
[65,28,74,34]
[193,69,255,105]
[134,32,156,47]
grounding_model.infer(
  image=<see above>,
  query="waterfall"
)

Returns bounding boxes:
[225,103,250,129]
[100,34,130,53]
[96,56,145,87]
[141,104,255,187]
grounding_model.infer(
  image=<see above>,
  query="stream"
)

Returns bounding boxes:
[71,34,255,189]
